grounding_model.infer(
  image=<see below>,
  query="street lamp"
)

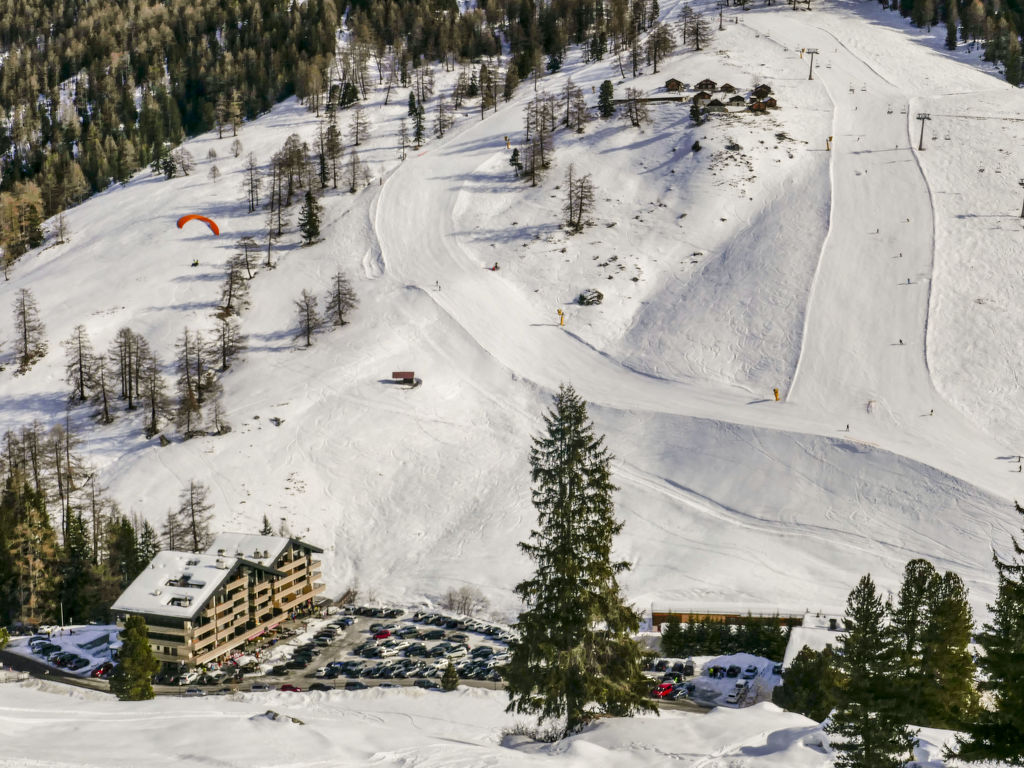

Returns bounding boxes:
[806,48,819,80]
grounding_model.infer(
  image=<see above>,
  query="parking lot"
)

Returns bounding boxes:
[154,607,515,697]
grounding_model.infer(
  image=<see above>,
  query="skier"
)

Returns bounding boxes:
[492,262,499,271]
[907,277,911,284]
[929,409,934,416]
[846,424,850,431]
[899,339,904,345]
[435,280,441,291]
[191,259,199,267]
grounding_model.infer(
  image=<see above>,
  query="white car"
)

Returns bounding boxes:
[179,670,200,685]
[379,647,399,658]
[446,646,468,660]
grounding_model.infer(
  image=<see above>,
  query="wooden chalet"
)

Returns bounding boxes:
[692,90,712,105]
[665,78,683,92]
[752,84,773,99]
[706,99,727,112]
[719,83,737,93]
[763,97,778,108]
[728,95,746,105]
[695,78,717,91]
[748,101,768,113]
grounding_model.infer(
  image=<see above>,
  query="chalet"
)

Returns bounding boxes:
[748,101,768,113]
[728,95,746,105]
[112,533,324,667]
[665,78,683,92]
[706,99,727,113]
[763,97,779,109]
[692,91,712,105]
[695,78,717,91]
[752,84,773,99]
[719,83,737,94]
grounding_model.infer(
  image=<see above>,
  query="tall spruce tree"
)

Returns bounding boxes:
[919,570,977,728]
[890,558,939,723]
[953,502,1024,764]
[505,384,655,736]
[660,614,685,657]
[109,615,158,701]
[826,574,917,768]
[298,190,323,245]
[771,644,840,722]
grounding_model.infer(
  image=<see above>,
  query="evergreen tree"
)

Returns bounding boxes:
[259,514,274,536]
[442,660,459,691]
[890,558,939,723]
[323,271,358,326]
[137,520,161,564]
[58,512,98,623]
[660,614,685,657]
[109,615,158,701]
[920,570,978,728]
[0,626,7,650]
[505,384,656,736]
[771,644,840,721]
[298,190,323,245]
[826,575,917,768]
[953,502,1024,764]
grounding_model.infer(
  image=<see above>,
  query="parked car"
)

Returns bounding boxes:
[373,630,391,640]
[772,663,783,676]
[269,665,290,676]
[651,682,675,699]
[183,687,206,697]
[345,681,369,691]
[309,683,332,692]
[683,660,695,677]
[668,685,690,701]
[421,629,446,641]
[67,657,90,671]
[741,665,759,680]
[726,665,741,678]
[279,684,302,692]
[91,662,115,679]
[250,683,272,692]
[414,679,441,690]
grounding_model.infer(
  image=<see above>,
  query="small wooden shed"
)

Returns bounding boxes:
[728,94,746,105]
[695,78,717,91]
[719,83,737,93]
[763,97,778,108]
[753,84,773,99]
[748,101,768,113]
[665,78,683,92]
[692,90,712,105]
[706,99,727,113]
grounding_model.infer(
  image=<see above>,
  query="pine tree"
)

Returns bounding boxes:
[176,480,213,553]
[772,644,840,721]
[660,614,685,657]
[890,558,939,723]
[220,255,251,315]
[62,324,95,403]
[826,575,917,768]
[13,288,47,373]
[920,570,978,728]
[505,384,656,736]
[442,660,459,691]
[953,502,1024,764]
[137,520,161,564]
[324,107,344,188]
[109,615,158,701]
[323,271,358,326]
[294,289,321,347]
[298,190,323,245]
[259,514,274,536]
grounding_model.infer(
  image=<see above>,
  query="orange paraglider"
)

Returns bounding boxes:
[176,214,220,236]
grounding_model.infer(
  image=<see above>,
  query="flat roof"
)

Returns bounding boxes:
[111,551,240,621]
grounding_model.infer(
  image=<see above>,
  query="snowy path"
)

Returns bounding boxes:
[375,14,1018,507]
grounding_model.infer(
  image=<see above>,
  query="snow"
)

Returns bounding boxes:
[206,532,293,567]
[111,551,241,619]
[0,2,1022,760]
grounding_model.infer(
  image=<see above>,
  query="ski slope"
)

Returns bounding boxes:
[1,0,1023,625]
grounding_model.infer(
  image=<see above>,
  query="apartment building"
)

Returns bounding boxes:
[111,534,324,666]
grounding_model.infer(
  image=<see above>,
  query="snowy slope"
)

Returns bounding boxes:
[1,0,1023,626]
[0,681,967,768]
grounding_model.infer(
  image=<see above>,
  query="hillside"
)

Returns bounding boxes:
[1,0,1023,624]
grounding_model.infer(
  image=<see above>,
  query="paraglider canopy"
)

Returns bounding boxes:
[176,214,220,236]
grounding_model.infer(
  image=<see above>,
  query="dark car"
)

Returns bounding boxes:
[309,682,332,692]
[384,608,405,618]
[683,662,695,677]
[653,659,669,672]
[405,643,428,657]
[345,681,369,691]
[414,679,441,690]
[286,659,309,670]
[661,672,683,684]
[270,665,290,675]
[67,657,90,671]
[470,646,494,659]
[772,663,783,676]
[726,665,741,678]
[421,629,446,641]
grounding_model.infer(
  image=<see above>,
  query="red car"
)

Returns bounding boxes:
[91,662,114,679]
[279,684,302,692]
[373,630,391,640]
[651,682,674,699]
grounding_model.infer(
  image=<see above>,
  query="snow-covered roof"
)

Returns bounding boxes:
[111,551,240,620]
[782,613,846,667]
[205,532,323,567]
[206,533,291,567]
